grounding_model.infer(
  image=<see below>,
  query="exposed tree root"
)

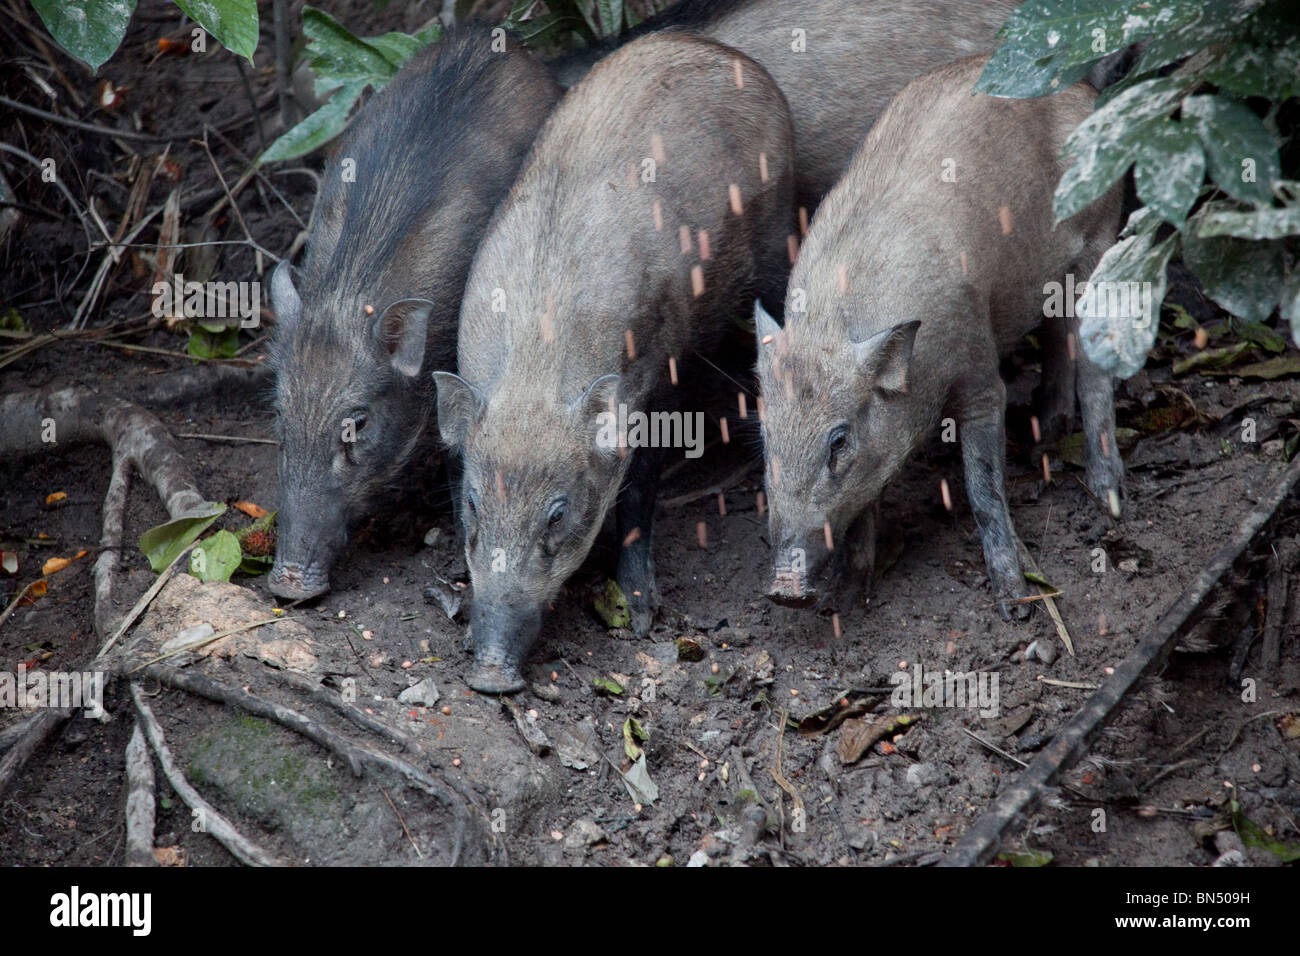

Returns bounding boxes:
[140,665,480,865]
[124,721,157,867]
[130,683,282,866]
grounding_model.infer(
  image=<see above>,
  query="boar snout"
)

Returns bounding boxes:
[765,526,829,609]
[465,599,542,695]
[269,506,347,600]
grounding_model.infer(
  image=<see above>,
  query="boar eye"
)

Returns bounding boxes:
[827,425,848,471]
[351,411,367,432]
[547,499,567,527]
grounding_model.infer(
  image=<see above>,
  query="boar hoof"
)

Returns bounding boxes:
[466,662,526,695]
[767,588,817,609]
[998,598,1034,622]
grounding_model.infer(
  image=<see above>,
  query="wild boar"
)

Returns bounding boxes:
[549,0,1018,208]
[267,26,561,600]
[754,55,1123,618]
[435,33,796,692]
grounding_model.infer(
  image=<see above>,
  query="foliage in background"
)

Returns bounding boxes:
[503,0,641,51]
[978,0,1299,378]
[258,6,442,164]
[29,0,258,70]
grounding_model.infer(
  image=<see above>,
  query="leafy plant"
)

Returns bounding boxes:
[977,0,1300,378]
[258,6,443,164]
[30,0,258,70]
[504,0,641,51]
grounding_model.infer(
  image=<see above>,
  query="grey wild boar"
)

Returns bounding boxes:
[435,33,796,693]
[755,55,1123,618]
[267,27,561,600]
[550,0,1018,207]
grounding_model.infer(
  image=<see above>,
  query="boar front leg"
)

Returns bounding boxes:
[1034,314,1077,446]
[956,378,1033,621]
[1076,341,1124,517]
[815,500,879,613]
[617,443,665,636]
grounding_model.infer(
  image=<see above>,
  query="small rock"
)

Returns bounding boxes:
[564,819,605,849]
[423,527,441,547]
[906,762,940,788]
[686,850,709,868]
[397,678,440,708]
[1025,639,1058,665]
[531,681,561,702]
[1117,558,1139,573]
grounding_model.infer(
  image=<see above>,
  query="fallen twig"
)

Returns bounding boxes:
[124,721,158,866]
[942,454,1300,867]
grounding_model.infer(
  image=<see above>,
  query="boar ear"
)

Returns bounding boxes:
[853,320,921,395]
[374,299,434,379]
[570,374,621,457]
[753,299,782,346]
[433,371,484,450]
[270,261,302,333]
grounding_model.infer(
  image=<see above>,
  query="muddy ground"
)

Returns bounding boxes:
[2,1,1300,867]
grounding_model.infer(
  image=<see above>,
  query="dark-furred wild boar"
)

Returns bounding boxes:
[268,27,561,600]
[550,0,1018,207]
[755,55,1123,618]
[436,33,796,693]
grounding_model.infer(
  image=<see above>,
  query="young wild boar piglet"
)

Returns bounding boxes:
[267,27,561,601]
[756,55,1123,619]
[435,33,796,693]
[549,0,1019,210]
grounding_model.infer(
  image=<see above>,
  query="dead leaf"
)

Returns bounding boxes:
[838,713,922,765]
[233,500,268,519]
[44,491,67,506]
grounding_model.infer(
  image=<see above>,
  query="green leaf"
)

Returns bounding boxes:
[1055,78,1187,223]
[622,715,648,761]
[1194,203,1300,240]
[1232,797,1300,862]
[592,676,624,696]
[1199,4,1300,99]
[1237,321,1287,353]
[975,0,1204,99]
[138,503,227,572]
[31,0,137,71]
[593,578,630,628]
[259,79,366,164]
[997,848,1053,867]
[1171,341,1251,375]
[174,0,259,61]
[189,530,243,582]
[1132,120,1205,227]
[1077,208,1176,378]
[1112,0,1268,93]
[260,7,441,165]
[1181,95,1280,205]
[186,324,239,359]
[1230,354,1300,379]
[1183,207,1285,322]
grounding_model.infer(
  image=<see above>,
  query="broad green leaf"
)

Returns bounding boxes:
[1183,208,1285,322]
[593,578,630,628]
[1181,95,1280,205]
[139,503,227,572]
[975,0,1204,98]
[592,675,624,695]
[259,8,440,165]
[1055,78,1187,223]
[594,0,624,37]
[174,0,259,61]
[1237,321,1288,353]
[1077,208,1176,378]
[189,530,243,582]
[1133,120,1205,227]
[997,849,1053,867]
[1200,3,1300,99]
[1171,341,1251,375]
[259,79,365,164]
[186,323,239,359]
[1194,203,1300,240]
[1122,0,1267,82]
[31,0,137,71]
[622,715,648,761]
